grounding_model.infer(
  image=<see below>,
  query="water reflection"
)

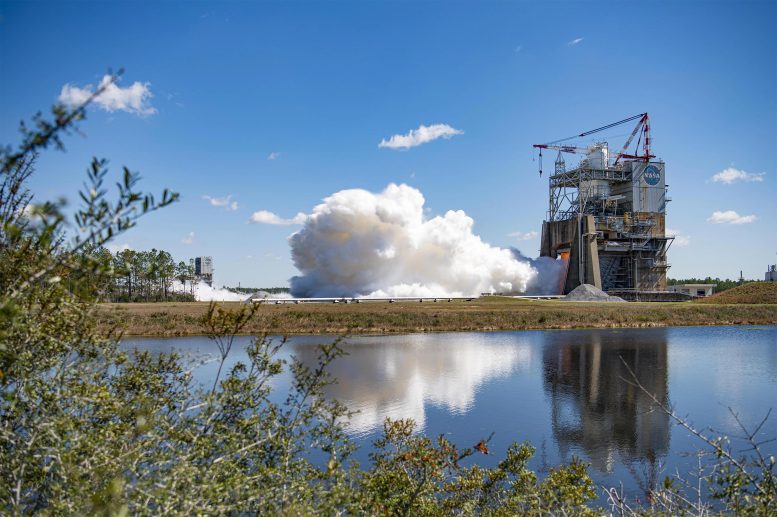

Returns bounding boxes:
[289,333,532,435]
[542,330,670,473]
[123,326,777,504]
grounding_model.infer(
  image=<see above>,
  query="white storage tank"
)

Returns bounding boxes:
[586,143,609,169]
[580,144,610,199]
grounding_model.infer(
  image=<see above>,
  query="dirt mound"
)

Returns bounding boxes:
[563,284,625,302]
[695,282,777,304]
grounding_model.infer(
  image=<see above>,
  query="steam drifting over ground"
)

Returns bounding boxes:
[173,281,248,302]
[288,184,563,298]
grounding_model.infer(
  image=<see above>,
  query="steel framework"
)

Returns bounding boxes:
[536,114,673,293]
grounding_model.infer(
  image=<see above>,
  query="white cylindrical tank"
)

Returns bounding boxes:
[586,143,609,169]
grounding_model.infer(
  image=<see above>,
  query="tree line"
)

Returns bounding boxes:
[667,276,758,293]
[75,246,198,302]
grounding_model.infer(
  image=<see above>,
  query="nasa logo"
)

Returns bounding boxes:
[644,165,661,186]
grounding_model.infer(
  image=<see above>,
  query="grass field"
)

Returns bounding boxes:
[695,281,777,304]
[97,296,777,336]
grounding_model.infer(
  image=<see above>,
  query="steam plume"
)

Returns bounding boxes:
[289,184,561,297]
[173,281,247,302]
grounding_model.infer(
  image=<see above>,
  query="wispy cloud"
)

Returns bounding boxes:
[665,228,690,247]
[107,242,132,254]
[711,167,765,184]
[267,152,281,160]
[249,210,307,225]
[707,210,757,225]
[379,123,463,150]
[181,231,195,244]
[514,45,523,53]
[58,75,157,116]
[568,38,583,46]
[203,195,239,211]
[508,231,539,241]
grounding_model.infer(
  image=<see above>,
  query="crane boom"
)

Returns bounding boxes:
[532,113,653,176]
[612,113,649,165]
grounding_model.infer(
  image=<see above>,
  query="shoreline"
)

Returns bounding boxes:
[97,299,777,337]
[118,323,777,340]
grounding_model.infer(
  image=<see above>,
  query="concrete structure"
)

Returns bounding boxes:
[194,256,214,286]
[766,265,777,282]
[536,115,672,295]
[667,283,715,297]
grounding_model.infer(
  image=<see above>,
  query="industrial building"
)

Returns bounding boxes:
[534,113,673,296]
[193,256,214,286]
[766,265,777,282]
[667,284,716,297]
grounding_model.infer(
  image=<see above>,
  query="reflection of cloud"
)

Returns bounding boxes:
[290,334,531,435]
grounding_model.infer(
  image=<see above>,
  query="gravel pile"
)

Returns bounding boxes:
[563,284,625,302]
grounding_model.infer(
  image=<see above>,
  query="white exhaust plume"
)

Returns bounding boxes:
[173,281,247,302]
[289,184,562,298]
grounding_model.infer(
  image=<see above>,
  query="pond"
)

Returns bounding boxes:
[124,326,777,502]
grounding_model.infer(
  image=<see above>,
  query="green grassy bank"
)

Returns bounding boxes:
[97,297,777,336]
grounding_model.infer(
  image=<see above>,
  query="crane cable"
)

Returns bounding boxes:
[546,113,646,146]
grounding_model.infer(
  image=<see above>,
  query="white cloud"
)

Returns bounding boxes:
[249,210,307,225]
[267,152,281,160]
[707,210,757,225]
[107,242,132,254]
[181,231,195,244]
[665,228,690,247]
[202,195,239,211]
[711,167,765,184]
[58,75,156,116]
[378,123,463,150]
[509,231,539,241]
[568,38,583,46]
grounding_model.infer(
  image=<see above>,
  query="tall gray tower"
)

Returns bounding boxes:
[194,256,214,287]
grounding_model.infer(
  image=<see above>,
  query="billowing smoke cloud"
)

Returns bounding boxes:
[288,184,563,297]
[510,250,567,295]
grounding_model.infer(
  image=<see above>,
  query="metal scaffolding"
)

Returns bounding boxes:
[535,115,673,293]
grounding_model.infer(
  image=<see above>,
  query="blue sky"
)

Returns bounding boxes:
[1,0,775,287]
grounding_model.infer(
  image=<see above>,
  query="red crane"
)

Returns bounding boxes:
[533,113,653,176]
